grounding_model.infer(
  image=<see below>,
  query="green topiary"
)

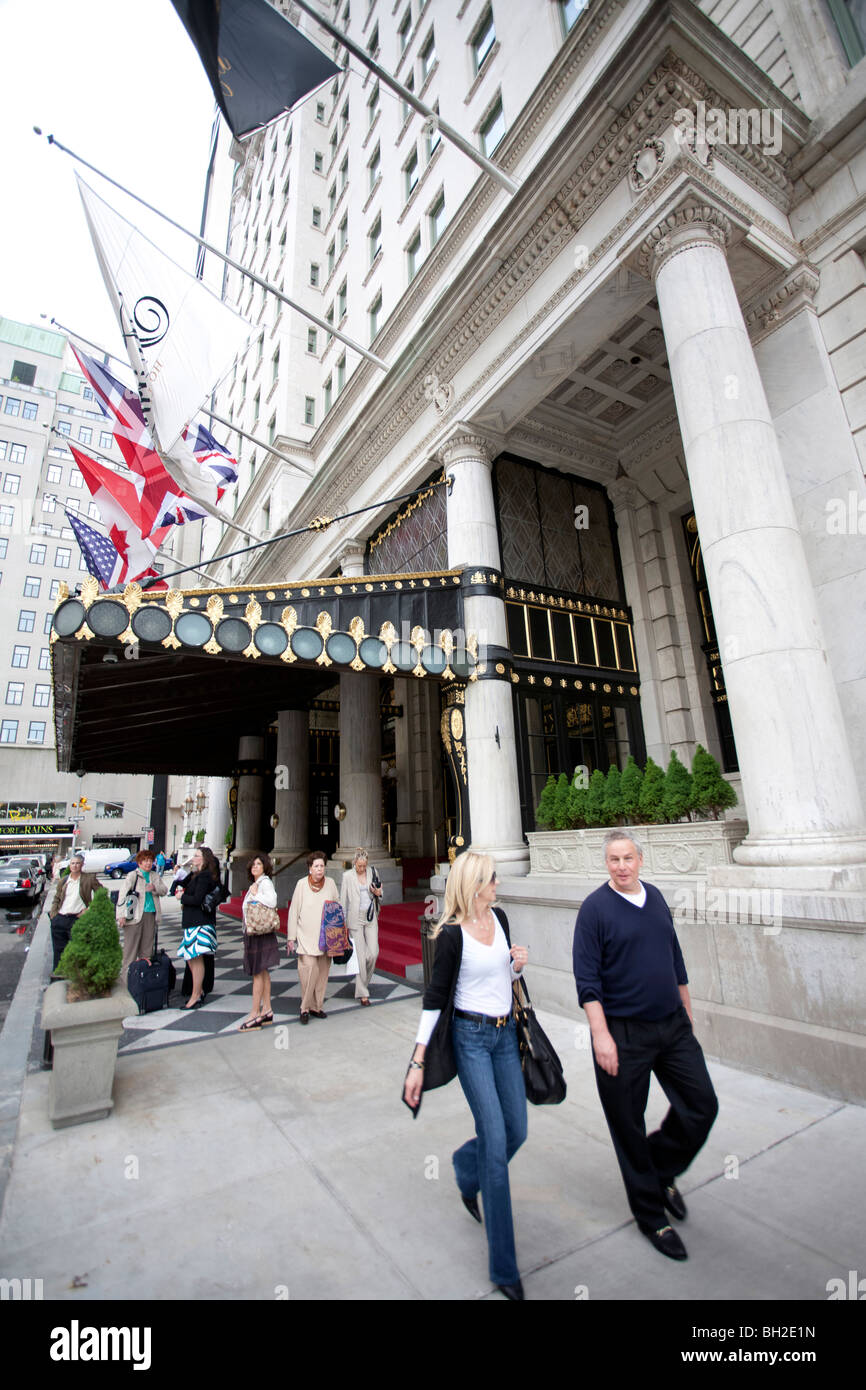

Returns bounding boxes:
[567,780,588,828]
[690,744,738,819]
[662,749,693,823]
[620,756,644,822]
[602,765,624,825]
[57,887,122,1000]
[552,773,573,830]
[195,828,205,843]
[184,830,193,844]
[584,768,608,827]
[535,774,558,829]
[638,756,666,824]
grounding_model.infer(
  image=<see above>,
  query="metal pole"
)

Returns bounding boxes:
[290,0,519,196]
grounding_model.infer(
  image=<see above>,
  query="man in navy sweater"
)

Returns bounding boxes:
[573,830,718,1260]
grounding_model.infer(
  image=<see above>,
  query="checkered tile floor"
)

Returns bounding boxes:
[117,912,422,1054]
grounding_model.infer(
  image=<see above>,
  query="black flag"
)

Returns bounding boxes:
[171,0,341,139]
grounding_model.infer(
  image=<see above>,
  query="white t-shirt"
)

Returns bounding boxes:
[609,880,647,908]
[454,922,514,1017]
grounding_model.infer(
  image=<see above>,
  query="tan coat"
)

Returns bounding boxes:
[49,872,98,917]
[116,868,168,926]
[287,876,339,955]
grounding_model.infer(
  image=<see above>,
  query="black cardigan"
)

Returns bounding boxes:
[421,909,512,1093]
[179,870,219,929]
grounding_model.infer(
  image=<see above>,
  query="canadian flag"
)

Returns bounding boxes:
[69,445,172,585]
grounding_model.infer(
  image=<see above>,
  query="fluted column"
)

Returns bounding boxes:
[204,777,232,861]
[273,711,308,856]
[640,199,866,885]
[231,735,265,892]
[441,428,529,876]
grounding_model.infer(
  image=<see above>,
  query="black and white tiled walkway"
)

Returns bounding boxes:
[117,913,421,1055]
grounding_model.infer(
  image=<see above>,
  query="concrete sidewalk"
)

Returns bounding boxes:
[0,904,863,1302]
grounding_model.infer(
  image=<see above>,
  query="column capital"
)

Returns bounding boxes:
[743,262,820,345]
[437,427,498,468]
[337,537,366,578]
[606,477,648,514]
[637,198,733,282]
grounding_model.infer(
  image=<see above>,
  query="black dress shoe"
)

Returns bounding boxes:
[310,1009,327,1019]
[300,1011,310,1024]
[642,1224,688,1261]
[496,1280,525,1301]
[461,1194,482,1224]
[662,1183,687,1221]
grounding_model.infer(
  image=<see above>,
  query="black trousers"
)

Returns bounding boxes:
[593,1006,718,1231]
[50,913,79,970]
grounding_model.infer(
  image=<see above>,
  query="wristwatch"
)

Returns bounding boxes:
[408,1059,424,1070]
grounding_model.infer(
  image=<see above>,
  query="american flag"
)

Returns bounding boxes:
[182,420,238,489]
[65,510,166,590]
[70,344,212,532]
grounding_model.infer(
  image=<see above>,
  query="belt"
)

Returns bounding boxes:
[454,1008,511,1028]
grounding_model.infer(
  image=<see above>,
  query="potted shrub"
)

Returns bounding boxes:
[40,888,133,1129]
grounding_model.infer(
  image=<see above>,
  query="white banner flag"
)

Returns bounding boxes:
[77,174,252,454]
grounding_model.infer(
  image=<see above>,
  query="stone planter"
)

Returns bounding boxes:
[527,820,748,879]
[41,978,134,1129]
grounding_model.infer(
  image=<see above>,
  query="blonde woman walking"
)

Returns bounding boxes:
[403,851,530,1300]
[340,848,383,1006]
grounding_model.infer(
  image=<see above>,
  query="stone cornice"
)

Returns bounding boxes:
[742,262,820,344]
[617,411,682,470]
[606,478,649,513]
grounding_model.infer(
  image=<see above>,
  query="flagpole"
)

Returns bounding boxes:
[206,410,314,479]
[41,131,389,372]
[139,476,448,590]
[290,0,519,196]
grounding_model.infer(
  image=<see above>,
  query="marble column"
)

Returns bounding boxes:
[231,735,265,892]
[440,428,529,876]
[204,777,232,862]
[639,199,866,888]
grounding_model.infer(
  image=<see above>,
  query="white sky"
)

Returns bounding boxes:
[0,0,219,360]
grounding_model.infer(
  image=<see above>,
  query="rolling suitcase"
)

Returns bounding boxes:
[127,927,177,1015]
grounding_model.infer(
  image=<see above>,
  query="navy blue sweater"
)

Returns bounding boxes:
[573,882,687,1020]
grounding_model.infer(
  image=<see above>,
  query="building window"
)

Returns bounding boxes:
[340,102,350,137]
[339,157,348,191]
[18,610,35,632]
[310,263,320,287]
[312,206,322,228]
[368,25,379,58]
[324,377,333,412]
[100,431,112,450]
[68,470,83,488]
[472,8,496,71]
[11,646,29,668]
[339,214,348,252]
[326,304,334,341]
[404,148,419,200]
[336,355,346,393]
[367,82,379,128]
[3,474,21,495]
[38,648,50,670]
[56,420,71,436]
[425,103,441,159]
[429,193,446,246]
[0,538,7,558]
[304,397,316,426]
[369,292,382,342]
[96,800,124,819]
[329,182,337,218]
[0,720,18,743]
[22,401,38,421]
[316,101,326,122]
[560,0,588,33]
[55,547,71,570]
[268,414,277,446]
[314,151,324,173]
[27,722,46,744]
[407,230,422,281]
[82,385,94,401]
[23,576,41,598]
[33,684,51,707]
[307,328,318,354]
[398,8,411,51]
[369,215,382,265]
[368,145,381,192]
[43,496,56,513]
[4,398,21,417]
[419,31,436,79]
[272,348,280,384]
[9,443,25,464]
[49,579,61,600]
[480,97,506,155]
[338,281,347,320]
[43,612,54,635]
[328,239,336,276]
[11,361,36,386]
[401,71,415,124]
[5,682,24,705]
[78,426,92,445]
[0,506,14,527]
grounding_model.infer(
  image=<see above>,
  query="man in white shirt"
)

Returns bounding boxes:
[48,853,99,970]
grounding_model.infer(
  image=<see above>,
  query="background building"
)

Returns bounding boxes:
[52,0,866,1101]
[0,317,167,860]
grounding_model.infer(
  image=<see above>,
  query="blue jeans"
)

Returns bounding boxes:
[452,1014,527,1286]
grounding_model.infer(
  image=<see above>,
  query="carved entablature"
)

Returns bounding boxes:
[743,263,820,345]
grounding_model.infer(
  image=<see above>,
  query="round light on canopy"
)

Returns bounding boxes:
[86,600,129,639]
[52,599,86,637]
[175,612,212,648]
[131,606,173,642]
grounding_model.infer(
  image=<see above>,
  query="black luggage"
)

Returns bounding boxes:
[127,930,177,1015]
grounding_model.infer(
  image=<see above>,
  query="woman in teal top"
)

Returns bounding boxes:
[117,848,168,981]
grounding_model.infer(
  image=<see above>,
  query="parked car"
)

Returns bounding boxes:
[0,857,43,901]
[106,854,139,879]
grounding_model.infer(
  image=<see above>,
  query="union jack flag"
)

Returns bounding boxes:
[70,344,214,533]
[182,420,238,488]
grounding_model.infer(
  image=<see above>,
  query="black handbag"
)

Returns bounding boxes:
[367,867,382,921]
[512,975,567,1105]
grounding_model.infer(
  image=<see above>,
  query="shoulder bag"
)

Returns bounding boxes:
[319,898,350,956]
[512,975,567,1105]
[246,901,280,935]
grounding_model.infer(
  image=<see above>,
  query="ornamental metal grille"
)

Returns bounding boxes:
[366,473,447,576]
